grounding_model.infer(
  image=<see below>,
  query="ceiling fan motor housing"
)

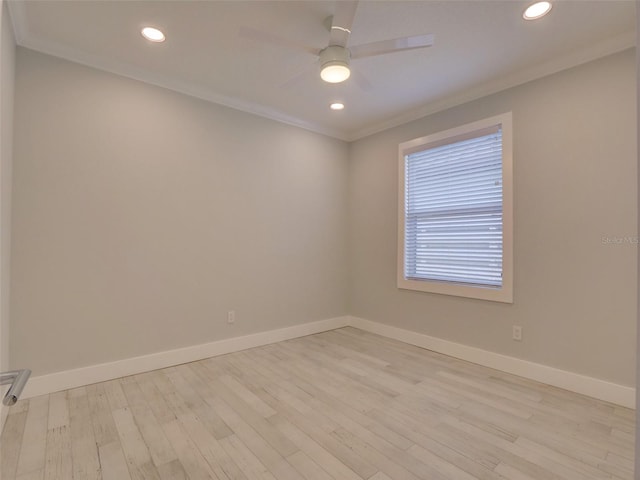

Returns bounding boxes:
[319,45,351,83]
[320,45,351,68]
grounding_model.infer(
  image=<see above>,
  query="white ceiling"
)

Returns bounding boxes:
[8,0,636,141]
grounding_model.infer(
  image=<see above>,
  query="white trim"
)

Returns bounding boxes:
[397,113,513,303]
[349,32,635,141]
[349,316,636,408]
[17,315,635,409]
[5,2,634,143]
[11,36,349,142]
[6,1,348,139]
[21,316,349,399]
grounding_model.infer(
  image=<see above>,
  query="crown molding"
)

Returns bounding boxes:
[346,30,636,141]
[10,19,349,142]
[6,0,635,144]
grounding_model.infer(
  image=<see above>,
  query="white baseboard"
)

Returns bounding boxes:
[22,316,350,399]
[18,314,635,409]
[349,316,635,409]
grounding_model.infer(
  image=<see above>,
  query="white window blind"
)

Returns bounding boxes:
[404,126,503,288]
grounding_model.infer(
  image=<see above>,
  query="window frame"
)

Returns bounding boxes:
[397,112,513,303]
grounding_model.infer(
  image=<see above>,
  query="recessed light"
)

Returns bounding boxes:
[141,27,165,42]
[330,103,345,111]
[523,1,552,20]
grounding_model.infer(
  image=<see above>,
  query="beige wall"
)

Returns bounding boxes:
[0,0,15,427]
[634,2,639,474]
[348,49,637,386]
[8,46,638,389]
[10,48,349,376]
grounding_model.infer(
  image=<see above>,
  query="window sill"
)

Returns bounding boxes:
[398,277,513,303]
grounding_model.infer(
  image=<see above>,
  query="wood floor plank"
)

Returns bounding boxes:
[98,440,132,480]
[156,459,188,480]
[16,469,44,480]
[46,392,69,430]
[513,437,610,479]
[134,373,178,426]
[16,395,49,477]
[219,433,277,480]
[269,414,365,480]
[368,473,393,480]
[440,416,591,480]
[366,407,506,480]
[330,426,423,480]
[103,380,128,411]
[161,419,221,480]
[494,462,539,480]
[1,410,29,480]
[175,411,248,480]
[69,392,101,480]
[86,383,120,447]
[188,362,301,453]
[286,450,335,480]
[111,407,161,480]
[248,352,414,451]
[0,328,634,480]
[407,443,488,480]
[7,400,30,415]
[43,426,72,480]
[218,374,277,418]
[207,395,304,480]
[165,365,233,440]
[120,379,178,467]
[260,394,378,479]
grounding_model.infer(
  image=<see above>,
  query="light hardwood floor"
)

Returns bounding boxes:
[0,327,635,480]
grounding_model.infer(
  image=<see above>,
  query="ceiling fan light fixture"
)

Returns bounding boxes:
[319,45,351,83]
[523,1,552,20]
[321,63,351,83]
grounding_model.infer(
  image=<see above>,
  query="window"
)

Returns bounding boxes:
[398,113,513,303]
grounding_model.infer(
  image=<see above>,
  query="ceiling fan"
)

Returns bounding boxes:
[240,0,434,87]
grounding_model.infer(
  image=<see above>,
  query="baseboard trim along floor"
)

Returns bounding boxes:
[350,316,635,409]
[21,316,350,400]
[4,328,633,480]
[20,315,635,408]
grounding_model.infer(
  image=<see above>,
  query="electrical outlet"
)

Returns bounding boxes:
[227,311,235,324]
[512,325,522,341]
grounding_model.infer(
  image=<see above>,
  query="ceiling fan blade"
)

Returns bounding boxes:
[350,33,434,59]
[279,62,318,89]
[239,27,320,56]
[329,0,359,47]
[351,69,373,92]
